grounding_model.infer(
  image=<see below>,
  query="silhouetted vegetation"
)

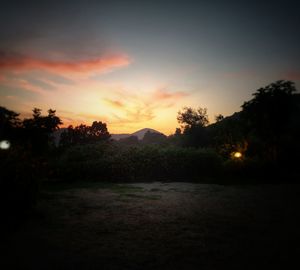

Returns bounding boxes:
[52,144,222,182]
[241,80,300,165]
[0,107,62,227]
[22,108,63,153]
[176,106,210,148]
[1,80,300,227]
[142,130,167,145]
[0,147,38,229]
[118,135,139,145]
[0,106,21,141]
[60,121,110,147]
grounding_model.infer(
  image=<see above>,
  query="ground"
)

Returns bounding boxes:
[2,182,300,269]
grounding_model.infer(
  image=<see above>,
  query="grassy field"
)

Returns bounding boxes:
[2,182,300,269]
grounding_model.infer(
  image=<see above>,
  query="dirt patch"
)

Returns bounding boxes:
[2,182,300,269]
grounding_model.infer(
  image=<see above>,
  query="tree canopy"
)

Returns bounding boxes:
[241,80,296,137]
[177,107,209,130]
[241,80,299,161]
[0,106,21,140]
[60,121,110,146]
[176,107,209,147]
[22,108,63,153]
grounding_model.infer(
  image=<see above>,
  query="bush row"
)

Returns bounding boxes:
[51,144,223,182]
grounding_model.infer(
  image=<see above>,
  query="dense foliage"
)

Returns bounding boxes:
[1,80,300,226]
[241,80,299,164]
[60,121,110,146]
[52,144,222,182]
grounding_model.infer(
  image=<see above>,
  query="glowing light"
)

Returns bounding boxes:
[233,152,242,158]
[0,140,11,150]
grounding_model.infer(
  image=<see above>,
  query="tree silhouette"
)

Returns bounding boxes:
[209,113,246,157]
[23,108,62,153]
[89,121,110,142]
[60,121,110,146]
[177,107,209,130]
[142,130,167,145]
[177,107,209,147]
[215,114,224,123]
[119,135,139,145]
[241,80,298,161]
[0,106,21,141]
[174,128,182,136]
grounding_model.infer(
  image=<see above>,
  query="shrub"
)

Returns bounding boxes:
[0,146,39,228]
[52,144,223,182]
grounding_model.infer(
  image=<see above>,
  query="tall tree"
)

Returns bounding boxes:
[0,106,21,140]
[60,121,110,146]
[241,80,298,161]
[89,121,110,142]
[177,107,209,148]
[23,108,62,153]
[177,107,209,130]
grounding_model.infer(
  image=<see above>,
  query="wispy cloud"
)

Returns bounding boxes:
[153,88,188,100]
[0,51,131,77]
[111,108,155,124]
[109,102,155,125]
[104,87,189,125]
[104,98,124,108]
[1,78,48,94]
[0,50,131,95]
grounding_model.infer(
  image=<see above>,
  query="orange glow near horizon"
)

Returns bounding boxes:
[0,51,237,135]
[1,1,300,138]
[6,77,188,135]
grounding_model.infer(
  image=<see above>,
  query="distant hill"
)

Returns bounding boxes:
[131,128,163,140]
[111,128,164,141]
[53,127,164,145]
[110,133,131,141]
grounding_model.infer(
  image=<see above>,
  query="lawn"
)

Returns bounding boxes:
[2,182,300,269]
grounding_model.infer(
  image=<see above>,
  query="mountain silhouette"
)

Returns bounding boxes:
[111,128,164,141]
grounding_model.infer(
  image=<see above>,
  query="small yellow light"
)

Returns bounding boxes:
[233,152,242,158]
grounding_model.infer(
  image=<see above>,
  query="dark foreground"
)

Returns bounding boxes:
[2,182,300,269]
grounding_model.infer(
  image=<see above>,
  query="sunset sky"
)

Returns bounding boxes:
[1,0,299,134]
